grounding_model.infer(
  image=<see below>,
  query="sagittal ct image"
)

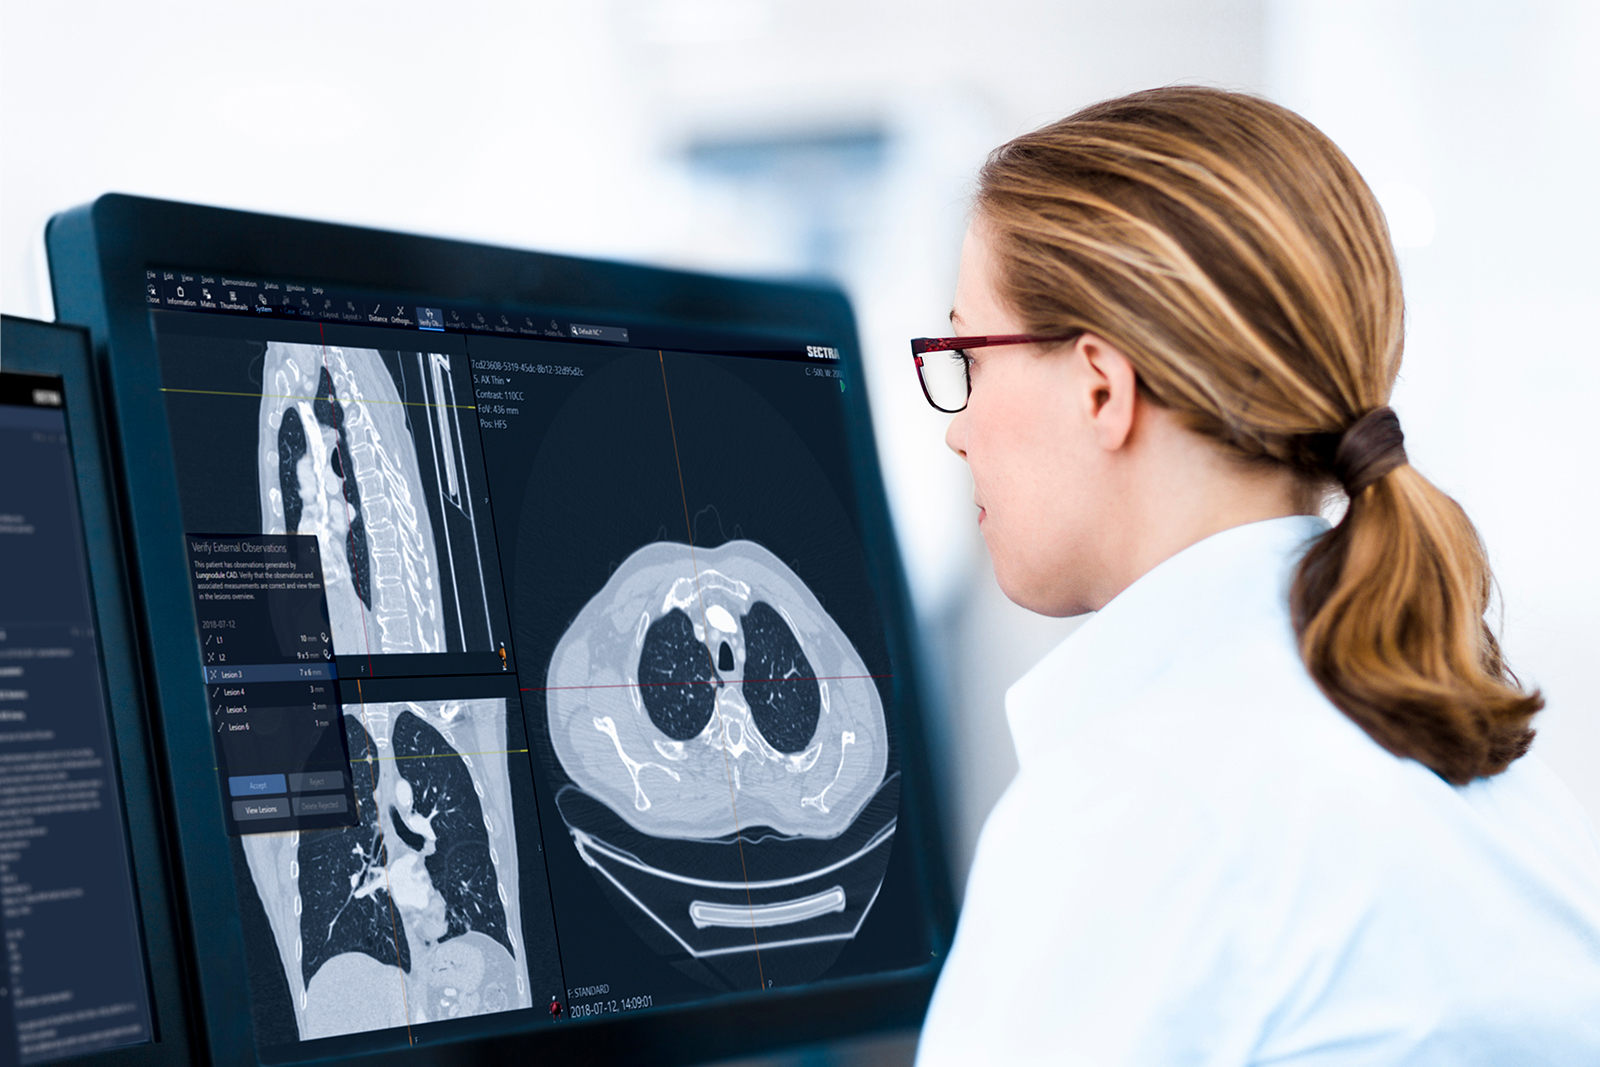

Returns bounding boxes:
[238,699,530,1041]
[258,343,499,657]
[546,540,899,990]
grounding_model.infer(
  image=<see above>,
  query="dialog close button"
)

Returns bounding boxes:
[293,794,349,816]
[233,797,292,821]
[229,773,288,797]
[290,770,345,793]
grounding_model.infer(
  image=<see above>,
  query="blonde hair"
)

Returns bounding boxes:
[976,86,1539,783]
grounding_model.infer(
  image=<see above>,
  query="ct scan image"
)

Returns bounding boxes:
[484,345,909,994]
[257,342,501,659]
[237,698,532,1041]
[546,540,899,991]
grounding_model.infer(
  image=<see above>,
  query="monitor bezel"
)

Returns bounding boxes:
[0,314,200,1065]
[46,195,955,1066]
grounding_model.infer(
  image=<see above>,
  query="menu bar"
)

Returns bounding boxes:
[143,268,846,365]
[144,269,628,345]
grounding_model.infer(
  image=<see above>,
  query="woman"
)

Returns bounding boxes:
[913,88,1600,1065]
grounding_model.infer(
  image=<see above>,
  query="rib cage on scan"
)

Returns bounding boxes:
[258,342,445,656]
[545,539,897,987]
[238,699,531,1041]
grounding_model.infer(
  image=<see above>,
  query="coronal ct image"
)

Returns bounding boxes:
[258,343,499,658]
[238,699,530,1041]
[545,540,898,989]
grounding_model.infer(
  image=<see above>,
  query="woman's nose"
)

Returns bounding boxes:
[945,409,968,459]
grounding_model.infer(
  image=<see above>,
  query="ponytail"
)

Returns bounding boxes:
[977,86,1542,781]
[1294,465,1539,783]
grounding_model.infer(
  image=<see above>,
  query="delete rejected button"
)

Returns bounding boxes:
[293,794,349,816]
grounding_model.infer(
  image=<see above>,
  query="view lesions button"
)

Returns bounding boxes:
[232,797,291,821]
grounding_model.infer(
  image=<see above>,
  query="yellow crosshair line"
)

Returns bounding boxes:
[159,386,477,410]
[210,748,529,773]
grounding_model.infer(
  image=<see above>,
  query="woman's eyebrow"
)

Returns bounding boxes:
[949,309,963,328]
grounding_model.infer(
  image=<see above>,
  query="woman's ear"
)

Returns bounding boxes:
[1076,334,1140,453]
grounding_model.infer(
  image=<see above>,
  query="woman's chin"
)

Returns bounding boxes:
[989,551,1090,618]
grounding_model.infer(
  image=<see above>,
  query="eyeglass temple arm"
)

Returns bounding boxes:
[911,333,1077,355]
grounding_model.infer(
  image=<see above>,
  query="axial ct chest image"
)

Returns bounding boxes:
[544,540,897,990]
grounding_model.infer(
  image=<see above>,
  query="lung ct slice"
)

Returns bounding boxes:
[392,710,514,958]
[313,367,373,611]
[741,601,821,754]
[637,608,718,741]
[346,512,372,611]
[298,715,409,987]
[278,406,308,534]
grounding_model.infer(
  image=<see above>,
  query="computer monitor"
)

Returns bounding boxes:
[46,195,953,1065]
[0,314,196,1066]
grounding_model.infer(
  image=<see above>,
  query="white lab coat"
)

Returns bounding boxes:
[917,515,1600,1066]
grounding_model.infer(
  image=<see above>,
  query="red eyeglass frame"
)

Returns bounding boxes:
[909,332,1082,413]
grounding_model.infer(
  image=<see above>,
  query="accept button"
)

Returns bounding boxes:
[229,773,287,797]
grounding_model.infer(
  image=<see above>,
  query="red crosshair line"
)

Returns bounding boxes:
[658,350,766,989]
[318,324,379,682]
[318,330,411,1039]
[352,679,415,1044]
[520,673,891,694]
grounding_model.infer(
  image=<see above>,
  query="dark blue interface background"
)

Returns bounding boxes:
[0,374,153,1065]
[143,275,931,1056]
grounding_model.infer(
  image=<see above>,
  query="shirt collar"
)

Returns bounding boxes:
[1005,514,1330,769]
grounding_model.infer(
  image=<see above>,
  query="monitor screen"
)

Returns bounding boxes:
[47,196,951,1065]
[0,368,154,1064]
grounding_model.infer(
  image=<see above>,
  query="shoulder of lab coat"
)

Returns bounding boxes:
[917,516,1600,1067]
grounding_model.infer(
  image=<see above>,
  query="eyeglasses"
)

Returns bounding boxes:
[909,333,1083,413]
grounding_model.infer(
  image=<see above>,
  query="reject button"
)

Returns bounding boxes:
[293,794,349,816]
[229,773,287,797]
[289,770,345,793]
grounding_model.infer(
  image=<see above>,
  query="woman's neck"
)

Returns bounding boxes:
[1077,402,1315,614]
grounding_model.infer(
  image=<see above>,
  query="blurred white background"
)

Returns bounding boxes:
[3,2,1596,1063]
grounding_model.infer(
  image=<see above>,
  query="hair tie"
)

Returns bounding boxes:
[1333,407,1407,495]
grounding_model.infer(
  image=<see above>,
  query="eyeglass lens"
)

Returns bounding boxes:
[917,348,970,412]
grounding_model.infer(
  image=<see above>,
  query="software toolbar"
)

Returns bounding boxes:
[143,269,844,364]
[146,270,630,345]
